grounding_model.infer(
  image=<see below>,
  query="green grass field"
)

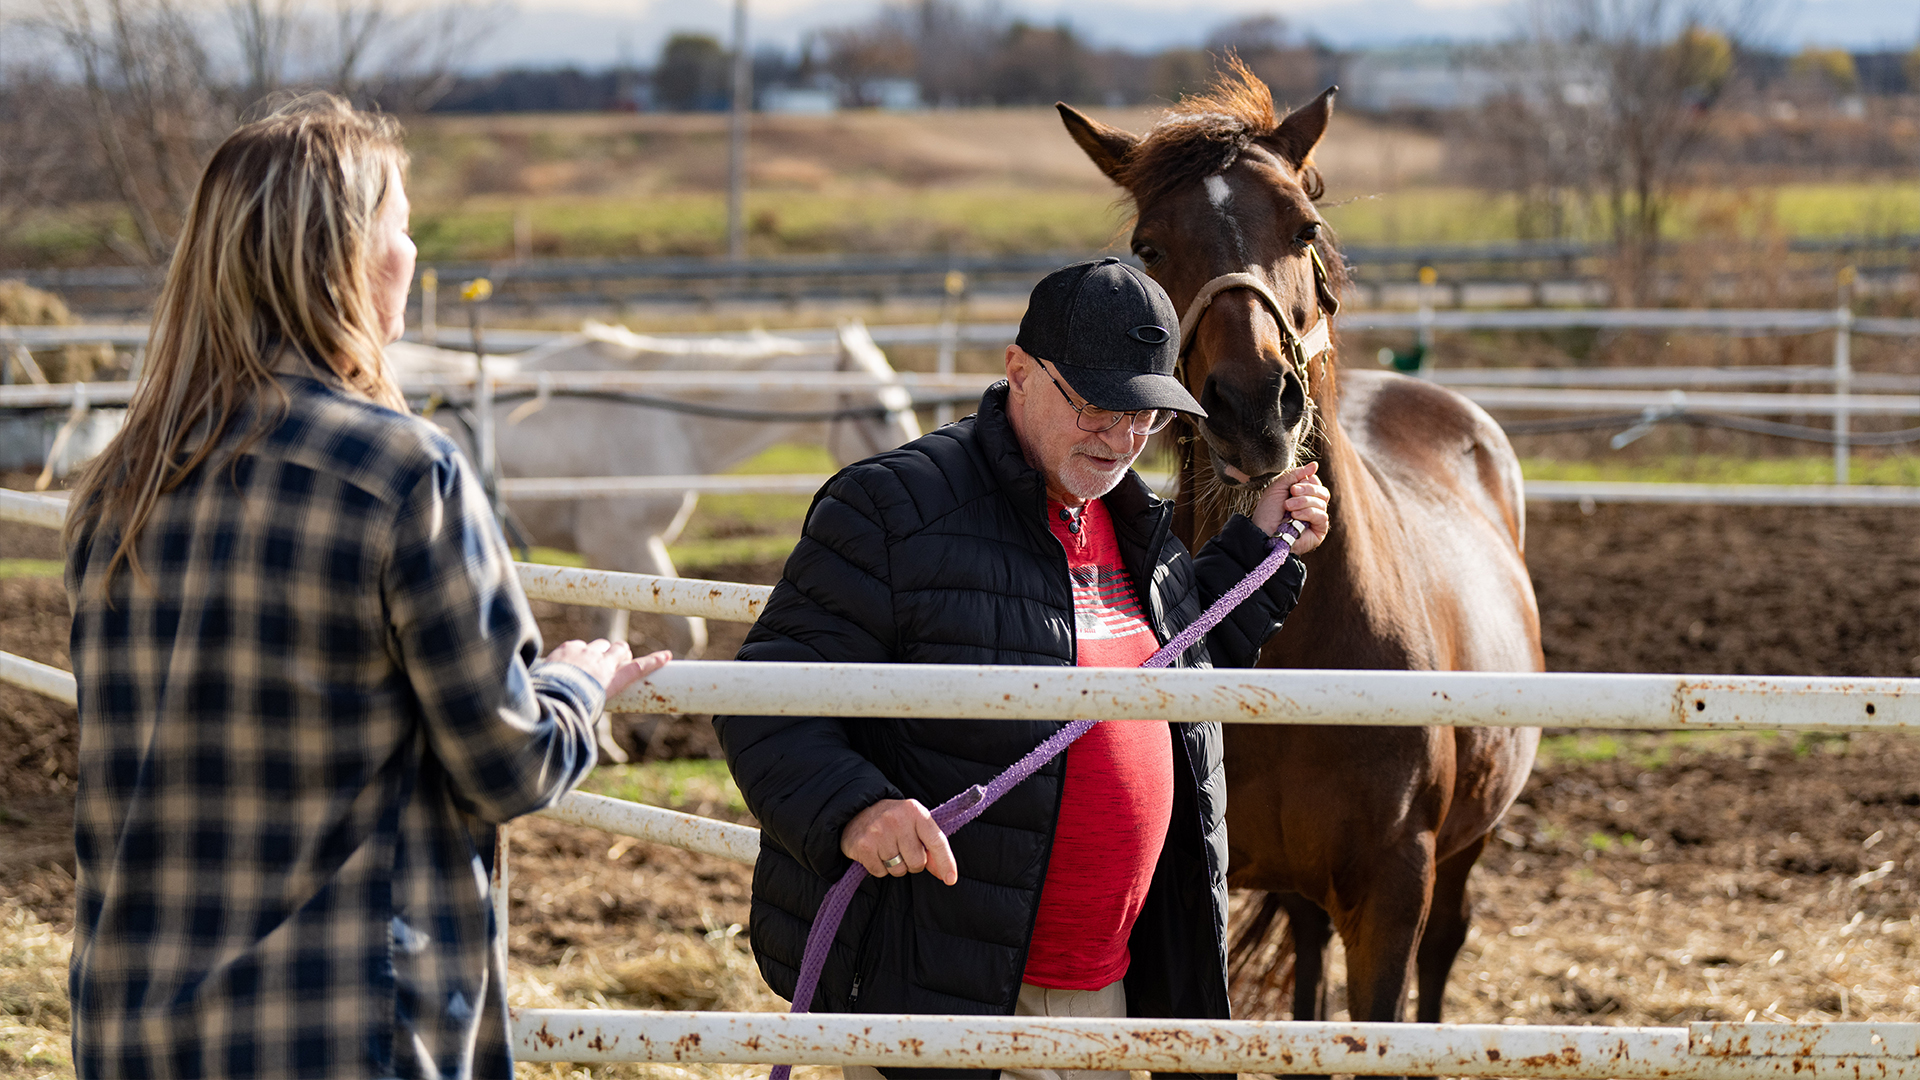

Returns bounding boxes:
[15,180,1912,267]
[407,181,1917,263]
[1532,728,1851,770]
[413,188,1133,262]
[1519,452,1920,486]
[581,758,746,817]
[1320,182,1920,249]
[0,559,61,580]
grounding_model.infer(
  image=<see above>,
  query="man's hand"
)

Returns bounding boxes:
[840,798,959,885]
[1250,461,1331,556]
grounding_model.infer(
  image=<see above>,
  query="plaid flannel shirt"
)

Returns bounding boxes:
[66,358,605,1079]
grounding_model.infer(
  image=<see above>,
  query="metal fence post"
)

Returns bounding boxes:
[1417,266,1437,374]
[492,823,510,975]
[1833,267,1854,485]
[725,0,750,263]
[462,278,499,500]
[935,270,966,427]
[421,268,439,347]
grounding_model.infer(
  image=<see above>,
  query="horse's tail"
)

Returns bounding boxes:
[1226,890,1296,1018]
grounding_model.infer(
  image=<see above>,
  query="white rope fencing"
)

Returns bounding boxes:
[5,490,1920,1076]
[1525,481,1920,508]
[5,309,1918,352]
[16,376,1920,420]
[0,371,997,409]
[7,306,1918,484]
[496,473,829,500]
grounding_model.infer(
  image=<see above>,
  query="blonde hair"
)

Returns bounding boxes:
[67,94,410,588]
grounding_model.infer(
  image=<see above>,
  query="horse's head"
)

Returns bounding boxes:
[1058,63,1342,517]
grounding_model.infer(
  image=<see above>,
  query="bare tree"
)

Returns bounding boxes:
[336,0,503,112]
[11,0,497,267]
[1501,0,1761,303]
[231,0,298,100]
[39,0,229,261]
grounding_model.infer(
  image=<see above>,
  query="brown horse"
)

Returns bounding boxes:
[1059,66,1543,1037]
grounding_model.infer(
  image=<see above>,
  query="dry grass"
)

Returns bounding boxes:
[506,919,840,1080]
[0,900,72,1080]
[1229,732,1920,1031]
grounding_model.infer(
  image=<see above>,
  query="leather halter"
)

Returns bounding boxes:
[1175,246,1340,382]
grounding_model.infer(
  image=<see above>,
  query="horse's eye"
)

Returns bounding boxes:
[1296,223,1321,248]
[1132,242,1162,267]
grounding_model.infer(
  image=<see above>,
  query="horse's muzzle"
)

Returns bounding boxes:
[1198,366,1309,481]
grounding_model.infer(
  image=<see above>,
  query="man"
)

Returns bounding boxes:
[714,258,1330,1079]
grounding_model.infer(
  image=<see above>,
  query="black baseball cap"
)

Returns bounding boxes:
[1015,258,1206,418]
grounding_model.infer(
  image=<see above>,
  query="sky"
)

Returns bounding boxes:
[462,0,1920,72]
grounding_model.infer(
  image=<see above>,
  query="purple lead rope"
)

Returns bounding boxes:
[768,518,1305,1080]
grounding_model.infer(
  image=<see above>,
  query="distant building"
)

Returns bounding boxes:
[1341,43,1613,114]
[763,86,837,114]
[860,77,922,111]
[1341,44,1504,112]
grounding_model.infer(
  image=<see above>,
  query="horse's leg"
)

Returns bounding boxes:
[642,533,708,659]
[574,496,708,659]
[1414,832,1488,1024]
[1274,893,1334,1080]
[1277,894,1332,1022]
[1337,838,1436,1027]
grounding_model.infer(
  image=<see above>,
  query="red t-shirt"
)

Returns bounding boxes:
[1022,497,1175,991]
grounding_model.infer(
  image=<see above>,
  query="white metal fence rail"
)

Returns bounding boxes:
[7,483,1920,1076]
[508,1011,1920,1076]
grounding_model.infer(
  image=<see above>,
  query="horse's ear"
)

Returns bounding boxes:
[1057,103,1137,186]
[1264,86,1337,170]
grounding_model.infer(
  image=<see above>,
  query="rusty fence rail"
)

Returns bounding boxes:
[0,650,751,863]
[506,1011,1920,1077]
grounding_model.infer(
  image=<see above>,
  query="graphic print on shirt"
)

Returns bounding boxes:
[1068,560,1152,643]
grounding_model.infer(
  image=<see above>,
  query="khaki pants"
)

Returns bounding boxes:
[842,979,1128,1080]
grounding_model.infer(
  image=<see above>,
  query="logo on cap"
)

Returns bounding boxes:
[1127,325,1172,345]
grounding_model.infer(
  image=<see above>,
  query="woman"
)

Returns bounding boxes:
[62,96,665,1079]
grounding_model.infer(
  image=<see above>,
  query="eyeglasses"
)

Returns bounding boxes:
[1035,358,1178,435]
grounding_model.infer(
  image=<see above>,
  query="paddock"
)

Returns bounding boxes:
[4,487,1918,1078]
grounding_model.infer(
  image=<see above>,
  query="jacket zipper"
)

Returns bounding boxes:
[845,882,887,1007]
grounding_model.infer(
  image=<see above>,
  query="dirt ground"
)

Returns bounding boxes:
[5,502,1919,1074]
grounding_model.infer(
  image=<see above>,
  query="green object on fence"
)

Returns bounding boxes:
[1377,343,1427,373]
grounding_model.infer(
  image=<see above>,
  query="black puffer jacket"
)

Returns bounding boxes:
[714,384,1303,1073]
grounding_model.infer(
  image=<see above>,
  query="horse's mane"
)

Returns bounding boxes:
[1120,56,1326,214]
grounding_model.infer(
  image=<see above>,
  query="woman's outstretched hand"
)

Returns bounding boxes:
[546,639,670,764]
[545,639,670,698]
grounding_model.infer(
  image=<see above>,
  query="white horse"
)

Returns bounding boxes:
[386,321,921,666]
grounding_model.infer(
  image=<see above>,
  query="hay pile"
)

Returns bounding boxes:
[0,899,71,1078]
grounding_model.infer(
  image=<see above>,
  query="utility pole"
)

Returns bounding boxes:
[726,0,750,262]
